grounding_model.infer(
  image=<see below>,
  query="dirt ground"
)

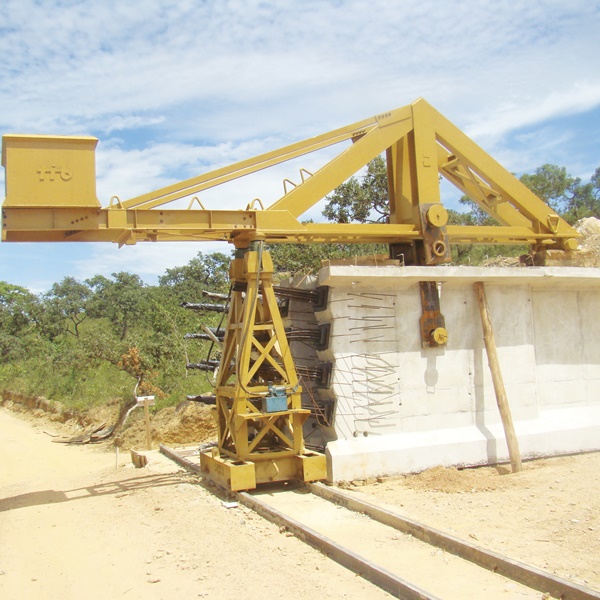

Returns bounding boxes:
[353,455,600,591]
[1,405,599,598]
[0,391,218,450]
[0,407,390,600]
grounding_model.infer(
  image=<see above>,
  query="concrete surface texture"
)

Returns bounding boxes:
[315,265,600,481]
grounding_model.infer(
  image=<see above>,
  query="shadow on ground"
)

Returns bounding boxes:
[0,472,191,512]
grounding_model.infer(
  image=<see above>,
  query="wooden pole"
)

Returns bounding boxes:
[474,282,522,473]
[144,398,152,451]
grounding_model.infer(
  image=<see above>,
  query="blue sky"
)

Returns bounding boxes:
[1,0,599,293]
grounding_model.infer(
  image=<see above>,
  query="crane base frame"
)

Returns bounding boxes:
[200,448,326,492]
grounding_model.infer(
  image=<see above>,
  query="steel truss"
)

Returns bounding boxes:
[199,245,326,490]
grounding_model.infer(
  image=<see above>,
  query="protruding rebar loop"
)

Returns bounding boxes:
[245,198,265,210]
[283,178,297,194]
[299,168,313,182]
[109,195,123,208]
[187,196,206,210]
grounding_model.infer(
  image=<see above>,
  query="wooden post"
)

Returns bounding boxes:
[474,282,522,473]
[136,396,155,451]
[144,399,152,451]
[130,449,149,468]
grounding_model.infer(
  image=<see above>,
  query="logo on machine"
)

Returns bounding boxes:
[37,165,72,182]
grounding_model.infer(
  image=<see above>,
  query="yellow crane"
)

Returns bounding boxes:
[1,98,578,490]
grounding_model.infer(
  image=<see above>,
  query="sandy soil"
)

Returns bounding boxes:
[2,404,599,598]
[0,408,389,600]
[352,456,600,591]
[0,392,218,450]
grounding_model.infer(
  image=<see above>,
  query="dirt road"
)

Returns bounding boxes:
[0,408,389,600]
[2,405,599,599]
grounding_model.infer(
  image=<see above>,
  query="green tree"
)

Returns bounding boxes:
[159,251,231,302]
[269,240,386,276]
[0,282,37,336]
[322,156,389,223]
[44,276,91,337]
[519,164,575,211]
[519,164,600,224]
[86,272,148,340]
[0,282,42,361]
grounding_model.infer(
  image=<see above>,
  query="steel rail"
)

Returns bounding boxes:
[237,489,438,600]
[308,482,600,600]
[159,445,600,600]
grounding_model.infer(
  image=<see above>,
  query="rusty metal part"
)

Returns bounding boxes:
[286,324,331,350]
[181,302,227,313]
[186,359,220,371]
[419,203,451,265]
[186,394,217,404]
[419,281,447,348]
[184,327,226,341]
[257,362,332,389]
[273,285,329,310]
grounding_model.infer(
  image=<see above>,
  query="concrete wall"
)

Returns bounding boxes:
[314,265,600,481]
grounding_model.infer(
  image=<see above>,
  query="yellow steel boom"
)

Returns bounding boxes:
[2,98,578,256]
[1,98,580,491]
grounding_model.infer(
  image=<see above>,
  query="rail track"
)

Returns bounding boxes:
[160,445,600,600]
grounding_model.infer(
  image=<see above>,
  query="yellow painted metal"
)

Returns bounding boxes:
[2,135,99,209]
[1,98,579,251]
[428,100,575,240]
[200,450,257,492]
[268,106,413,217]
[431,327,449,345]
[426,204,449,227]
[1,207,577,247]
[200,449,326,491]
[207,245,326,489]
[563,238,579,251]
[436,145,532,228]
[411,99,442,207]
[119,114,380,211]
[1,99,583,489]
[387,133,419,227]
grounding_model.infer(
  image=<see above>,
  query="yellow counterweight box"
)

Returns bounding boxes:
[2,134,100,208]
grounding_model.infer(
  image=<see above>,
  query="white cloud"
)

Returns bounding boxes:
[2,0,599,141]
[465,83,600,148]
[71,241,231,284]
[94,134,348,211]
[1,0,600,290]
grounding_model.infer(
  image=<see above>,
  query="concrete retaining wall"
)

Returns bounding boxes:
[314,265,600,481]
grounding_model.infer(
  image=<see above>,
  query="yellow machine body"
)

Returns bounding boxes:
[1,99,578,251]
[2,134,100,209]
[1,98,580,490]
[200,247,326,490]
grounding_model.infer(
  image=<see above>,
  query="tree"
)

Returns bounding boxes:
[44,276,91,337]
[86,272,148,340]
[0,282,37,336]
[322,156,389,223]
[118,346,165,399]
[519,164,600,224]
[159,251,231,302]
[0,282,43,361]
[519,164,575,211]
[269,239,386,276]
